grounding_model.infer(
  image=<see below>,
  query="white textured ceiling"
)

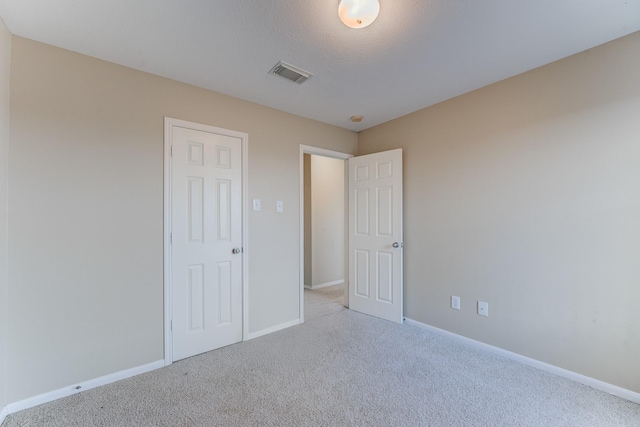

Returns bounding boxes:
[0,0,639,131]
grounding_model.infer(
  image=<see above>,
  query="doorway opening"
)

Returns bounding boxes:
[304,154,345,291]
[299,145,352,323]
[299,145,404,324]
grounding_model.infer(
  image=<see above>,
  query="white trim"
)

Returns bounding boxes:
[299,145,352,325]
[245,319,301,340]
[163,118,173,365]
[164,118,249,365]
[403,318,640,404]
[300,145,354,161]
[0,405,8,425]
[3,360,164,418]
[306,280,345,290]
[241,129,249,343]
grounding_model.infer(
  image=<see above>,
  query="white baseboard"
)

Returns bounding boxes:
[403,318,640,404]
[2,359,165,419]
[246,319,301,340]
[307,280,344,290]
[0,405,8,425]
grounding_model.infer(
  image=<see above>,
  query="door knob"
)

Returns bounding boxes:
[232,248,241,254]
[392,242,402,248]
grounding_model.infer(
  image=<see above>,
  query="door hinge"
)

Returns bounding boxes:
[170,320,173,331]
[170,146,173,157]
[170,232,172,244]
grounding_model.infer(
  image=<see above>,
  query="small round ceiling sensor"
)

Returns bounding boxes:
[350,115,363,122]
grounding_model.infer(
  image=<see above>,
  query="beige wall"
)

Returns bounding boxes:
[358,32,640,392]
[310,155,345,287]
[7,37,357,403]
[0,17,11,411]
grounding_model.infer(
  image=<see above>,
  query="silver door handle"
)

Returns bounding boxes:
[232,248,241,254]
[392,242,403,248]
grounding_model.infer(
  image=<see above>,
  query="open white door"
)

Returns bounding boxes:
[348,149,403,323]
[170,122,243,361]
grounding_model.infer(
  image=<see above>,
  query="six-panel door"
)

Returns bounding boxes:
[348,149,403,323]
[171,125,243,361]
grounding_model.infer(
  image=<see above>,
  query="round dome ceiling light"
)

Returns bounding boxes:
[350,115,364,122]
[338,0,380,29]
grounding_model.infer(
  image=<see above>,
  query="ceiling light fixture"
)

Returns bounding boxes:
[338,0,380,29]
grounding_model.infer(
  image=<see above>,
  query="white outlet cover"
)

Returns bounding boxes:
[478,301,489,317]
[451,295,460,310]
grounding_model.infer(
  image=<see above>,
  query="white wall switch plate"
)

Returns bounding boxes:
[478,301,489,317]
[253,199,261,211]
[451,295,460,310]
[276,201,284,212]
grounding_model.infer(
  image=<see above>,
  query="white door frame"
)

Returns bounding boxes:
[164,117,249,365]
[299,145,353,323]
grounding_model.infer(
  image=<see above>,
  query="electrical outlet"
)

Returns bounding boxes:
[451,295,460,310]
[478,301,489,317]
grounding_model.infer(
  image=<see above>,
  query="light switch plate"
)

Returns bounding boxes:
[276,201,284,212]
[478,301,489,317]
[253,199,261,211]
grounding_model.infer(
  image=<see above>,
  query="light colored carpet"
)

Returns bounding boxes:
[4,285,639,426]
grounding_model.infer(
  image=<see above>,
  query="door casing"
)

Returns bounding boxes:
[164,117,249,365]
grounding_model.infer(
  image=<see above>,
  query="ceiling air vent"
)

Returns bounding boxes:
[269,61,312,84]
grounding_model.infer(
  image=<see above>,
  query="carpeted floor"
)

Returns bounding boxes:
[3,285,639,426]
